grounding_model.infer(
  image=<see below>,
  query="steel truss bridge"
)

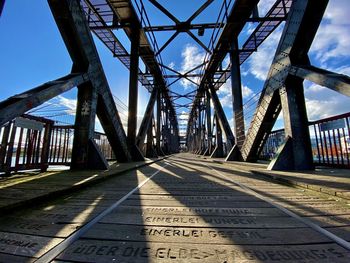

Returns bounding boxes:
[1,0,350,172]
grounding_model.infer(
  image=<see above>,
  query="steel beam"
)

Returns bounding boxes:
[127,25,140,146]
[145,114,157,158]
[0,73,88,127]
[136,87,158,148]
[71,82,107,169]
[211,113,224,158]
[201,0,260,87]
[269,75,313,170]
[213,0,292,89]
[208,85,235,151]
[226,39,244,161]
[0,0,5,16]
[156,90,163,155]
[144,22,224,32]
[49,0,132,165]
[188,0,259,147]
[290,65,350,97]
[241,0,329,166]
[127,25,144,161]
[230,39,245,148]
[203,89,212,156]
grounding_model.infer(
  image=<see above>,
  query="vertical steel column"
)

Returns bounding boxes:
[127,25,140,145]
[0,0,5,16]
[204,89,212,156]
[197,104,202,153]
[146,114,157,158]
[230,38,245,148]
[226,38,244,161]
[211,113,223,158]
[209,85,235,151]
[269,76,314,170]
[71,82,107,169]
[156,90,163,155]
[127,25,144,161]
[163,107,169,154]
[136,87,158,148]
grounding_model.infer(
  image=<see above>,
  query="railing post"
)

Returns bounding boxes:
[41,121,53,172]
[0,122,11,172]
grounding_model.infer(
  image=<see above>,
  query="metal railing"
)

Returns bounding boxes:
[310,112,350,168]
[0,115,53,174]
[261,112,350,168]
[0,115,115,176]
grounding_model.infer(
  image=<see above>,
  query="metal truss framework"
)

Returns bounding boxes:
[186,0,350,170]
[1,0,350,171]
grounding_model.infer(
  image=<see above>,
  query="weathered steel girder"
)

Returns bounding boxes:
[188,0,260,156]
[290,65,350,97]
[49,0,133,166]
[0,73,88,127]
[81,0,153,90]
[136,87,157,148]
[213,0,292,89]
[241,0,329,170]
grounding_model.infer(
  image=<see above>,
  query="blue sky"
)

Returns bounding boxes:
[1,0,350,136]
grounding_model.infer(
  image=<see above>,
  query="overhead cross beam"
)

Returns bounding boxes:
[149,0,214,55]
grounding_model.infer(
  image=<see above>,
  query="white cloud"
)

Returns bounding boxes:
[168,62,175,69]
[305,98,349,120]
[56,95,76,114]
[57,95,76,111]
[310,0,350,64]
[178,111,189,125]
[303,78,350,121]
[305,83,326,93]
[217,80,231,95]
[178,111,189,135]
[257,0,277,16]
[222,56,230,69]
[242,85,253,98]
[330,65,350,76]
[220,94,232,108]
[218,78,254,105]
[180,44,205,89]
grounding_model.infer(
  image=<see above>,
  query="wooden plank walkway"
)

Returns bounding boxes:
[0,153,349,262]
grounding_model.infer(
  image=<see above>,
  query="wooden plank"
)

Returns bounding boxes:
[127,194,327,202]
[9,209,102,224]
[113,206,286,217]
[0,231,63,257]
[291,208,350,217]
[100,213,304,228]
[326,226,350,241]
[57,241,350,262]
[0,188,55,199]
[84,224,330,245]
[121,199,273,208]
[307,215,350,227]
[37,204,109,214]
[0,217,80,238]
[0,253,34,263]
